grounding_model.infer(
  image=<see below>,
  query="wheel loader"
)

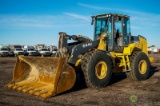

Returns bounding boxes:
[6,13,152,98]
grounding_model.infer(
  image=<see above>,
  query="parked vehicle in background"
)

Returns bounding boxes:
[48,45,57,51]
[39,48,52,57]
[0,47,9,57]
[8,45,23,57]
[48,45,58,56]
[51,49,58,56]
[23,50,28,56]
[8,49,14,57]
[24,48,39,56]
[35,50,41,56]
[23,45,38,56]
[13,48,24,57]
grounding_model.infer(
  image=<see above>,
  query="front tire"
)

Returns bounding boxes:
[126,51,150,81]
[81,51,113,88]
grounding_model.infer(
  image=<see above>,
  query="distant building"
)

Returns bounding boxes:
[35,44,47,51]
[0,44,8,49]
[9,45,22,50]
[48,45,58,51]
[23,45,35,50]
[0,44,3,48]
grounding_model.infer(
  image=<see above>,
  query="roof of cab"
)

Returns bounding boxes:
[95,13,130,18]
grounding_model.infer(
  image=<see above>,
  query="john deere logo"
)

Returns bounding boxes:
[82,43,92,48]
[130,95,138,103]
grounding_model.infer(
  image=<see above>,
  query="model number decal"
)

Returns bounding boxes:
[82,43,92,48]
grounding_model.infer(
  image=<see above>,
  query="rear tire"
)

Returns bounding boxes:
[126,51,150,81]
[81,51,113,88]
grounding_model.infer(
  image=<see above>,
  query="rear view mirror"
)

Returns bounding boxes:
[91,16,95,25]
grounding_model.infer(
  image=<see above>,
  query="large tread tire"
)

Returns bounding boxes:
[81,51,113,88]
[126,51,150,81]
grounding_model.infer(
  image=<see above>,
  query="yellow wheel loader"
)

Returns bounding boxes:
[6,13,152,98]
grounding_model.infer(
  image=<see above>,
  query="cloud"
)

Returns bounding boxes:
[0,14,91,28]
[77,3,160,28]
[78,3,111,10]
[64,12,90,21]
[77,3,155,16]
[0,15,58,28]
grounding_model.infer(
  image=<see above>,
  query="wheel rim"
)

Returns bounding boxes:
[138,60,147,74]
[95,61,107,79]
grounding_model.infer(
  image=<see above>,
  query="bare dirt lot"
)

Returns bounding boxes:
[0,54,160,106]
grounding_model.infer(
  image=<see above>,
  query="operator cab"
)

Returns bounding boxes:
[92,13,131,51]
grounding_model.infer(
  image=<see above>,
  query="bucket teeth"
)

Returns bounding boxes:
[6,83,54,98]
[33,91,42,96]
[41,92,53,99]
[29,89,41,95]
[22,87,33,93]
[17,86,28,91]
[32,89,47,96]
[12,85,19,90]
[28,90,35,94]
[17,86,23,91]
[6,84,15,88]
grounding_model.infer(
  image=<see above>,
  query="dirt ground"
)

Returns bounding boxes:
[0,54,160,106]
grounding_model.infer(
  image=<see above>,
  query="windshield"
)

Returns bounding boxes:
[94,17,112,46]
[1,48,8,51]
[28,49,35,51]
[95,18,108,35]
[52,49,57,51]
[41,49,48,51]
[15,48,23,51]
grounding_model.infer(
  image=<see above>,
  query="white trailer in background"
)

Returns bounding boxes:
[153,48,158,54]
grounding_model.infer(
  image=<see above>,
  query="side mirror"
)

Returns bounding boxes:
[91,16,95,25]
[91,19,94,25]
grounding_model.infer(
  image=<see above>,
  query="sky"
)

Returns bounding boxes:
[0,0,160,47]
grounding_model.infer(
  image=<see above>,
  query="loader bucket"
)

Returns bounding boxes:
[6,56,76,99]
